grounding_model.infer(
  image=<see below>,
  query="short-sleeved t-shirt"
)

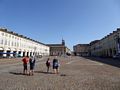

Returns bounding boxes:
[22,57,29,64]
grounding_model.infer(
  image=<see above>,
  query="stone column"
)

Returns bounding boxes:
[16,51,19,57]
[3,50,7,57]
[20,51,23,57]
[10,50,13,57]
[25,51,27,56]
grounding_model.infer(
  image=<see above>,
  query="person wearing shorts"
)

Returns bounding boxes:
[46,58,51,73]
[29,56,36,76]
[53,57,60,74]
[22,56,29,75]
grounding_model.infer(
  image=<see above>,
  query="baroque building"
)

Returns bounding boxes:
[73,28,120,58]
[90,28,120,57]
[47,39,71,56]
[73,44,90,56]
[0,28,50,58]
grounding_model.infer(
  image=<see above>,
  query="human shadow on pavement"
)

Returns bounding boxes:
[83,57,120,68]
[9,72,24,75]
[34,71,54,74]
[35,71,67,76]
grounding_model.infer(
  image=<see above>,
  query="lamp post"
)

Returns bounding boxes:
[34,47,37,57]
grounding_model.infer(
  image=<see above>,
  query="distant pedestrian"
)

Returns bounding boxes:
[29,56,36,76]
[22,56,29,75]
[53,56,60,74]
[46,58,51,73]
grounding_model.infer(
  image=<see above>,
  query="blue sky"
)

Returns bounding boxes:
[0,0,120,50]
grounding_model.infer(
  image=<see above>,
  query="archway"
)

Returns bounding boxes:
[0,47,4,58]
[6,48,11,57]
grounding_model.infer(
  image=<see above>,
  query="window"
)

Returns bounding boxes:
[5,40,7,45]
[1,39,4,44]
[11,41,14,46]
[0,39,4,45]
[2,33,4,36]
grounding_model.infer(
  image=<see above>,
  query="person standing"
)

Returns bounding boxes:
[46,58,51,73]
[22,56,29,75]
[53,57,60,74]
[29,56,36,76]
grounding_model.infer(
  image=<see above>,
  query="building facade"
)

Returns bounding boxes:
[73,44,90,56]
[0,28,50,58]
[73,28,120,58]
[47,40,71,56]
[90,28,120,57]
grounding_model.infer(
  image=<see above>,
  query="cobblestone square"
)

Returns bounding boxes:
[0,56,120,90]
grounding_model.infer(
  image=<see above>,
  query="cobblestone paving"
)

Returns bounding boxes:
[0,56,120,90]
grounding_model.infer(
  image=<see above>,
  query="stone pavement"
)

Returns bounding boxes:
[0,56,120,90]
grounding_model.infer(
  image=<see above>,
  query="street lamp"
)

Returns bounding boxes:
[34,47,37,57]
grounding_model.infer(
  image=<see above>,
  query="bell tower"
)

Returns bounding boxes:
[62,39,65,46]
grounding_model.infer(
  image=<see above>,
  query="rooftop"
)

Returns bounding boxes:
[0,28,47,46]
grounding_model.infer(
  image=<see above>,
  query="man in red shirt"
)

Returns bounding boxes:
[22,56,29,75]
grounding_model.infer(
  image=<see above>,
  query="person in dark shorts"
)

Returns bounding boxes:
[53,57,60,74]
[22,56,29,75]
[46,58,51,73]
[29,56,36,76]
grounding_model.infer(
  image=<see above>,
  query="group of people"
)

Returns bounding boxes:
[46,57,60,74]
[22,56,60,76]
[22,56,36,76]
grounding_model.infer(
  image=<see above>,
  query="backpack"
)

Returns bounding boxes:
[30,57,35,64]
[53,59,59,67]
[54,62,58,66]
[46,60,50,66]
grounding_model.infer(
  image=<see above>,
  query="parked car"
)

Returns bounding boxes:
[113,54,120,59]
[36,55,42,58]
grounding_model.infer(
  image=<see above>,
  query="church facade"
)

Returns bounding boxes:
[46,40,71,56]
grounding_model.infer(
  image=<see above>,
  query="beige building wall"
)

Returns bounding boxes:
[90,28,120,57]
[49,46,65,56]
[73,44,90,56]
[0,28,50,58]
